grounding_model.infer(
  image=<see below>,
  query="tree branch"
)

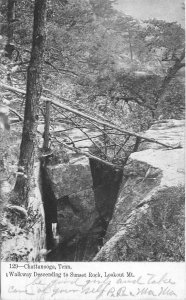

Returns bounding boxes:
[53,106,110,161]
[0,82,176,149]
[9,107,23,120]
[54,137,123,170]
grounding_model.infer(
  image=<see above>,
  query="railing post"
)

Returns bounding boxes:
[43,100,50,150]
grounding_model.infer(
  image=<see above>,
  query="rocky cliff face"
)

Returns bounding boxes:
[94,120,185,261]
[2,119,184,262]
[43,127,122,261]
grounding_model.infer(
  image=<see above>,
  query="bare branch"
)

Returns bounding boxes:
[52,106,110,161]
[54,137,123,170]
[0,82,175,149]
[9,107,23,120]
[43,88,113,124]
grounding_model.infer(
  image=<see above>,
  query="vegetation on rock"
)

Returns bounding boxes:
[118,186,185,262]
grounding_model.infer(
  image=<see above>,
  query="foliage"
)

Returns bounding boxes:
[0,0,184,188]
[0,0,184,129]
[156,79,185,119]
[119,186,185,261]
[0,129,21,190]
[1,206,41,261]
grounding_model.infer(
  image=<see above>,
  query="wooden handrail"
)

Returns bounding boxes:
[0,82,175,149]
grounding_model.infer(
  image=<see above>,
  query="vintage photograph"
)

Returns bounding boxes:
[0,0,185,265]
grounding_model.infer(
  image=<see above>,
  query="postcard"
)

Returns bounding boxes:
[0,0,185,299]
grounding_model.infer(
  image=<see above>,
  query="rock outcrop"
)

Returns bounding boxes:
[94,120,185,262]
[45,155,97,244]
[43,126,123,261]
[43,127,100,260]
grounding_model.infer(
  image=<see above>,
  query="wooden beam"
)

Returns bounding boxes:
[0,82,175,149]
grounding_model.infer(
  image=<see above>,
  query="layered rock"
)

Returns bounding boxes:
[94,119,185,262]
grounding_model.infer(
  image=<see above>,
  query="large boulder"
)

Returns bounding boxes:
[46,156,94,198]
[94,119,185,262]
[44,127,99,246]
[47,158,98,243]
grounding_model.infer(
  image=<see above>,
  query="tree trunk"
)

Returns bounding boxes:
[7,0,15,44]
[13,0,47,206]
[6,0,16,83]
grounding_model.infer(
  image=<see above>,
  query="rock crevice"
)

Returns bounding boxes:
[42,127,123,261]
[41,119,184,262]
